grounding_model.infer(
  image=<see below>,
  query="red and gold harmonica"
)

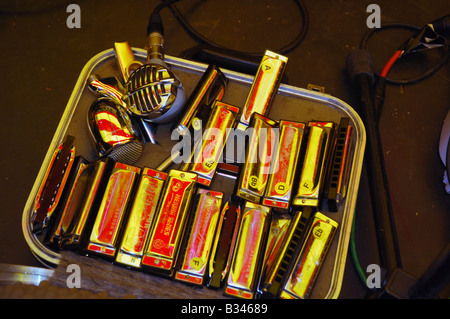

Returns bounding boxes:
[115,168,167,268]
[237,50,288,131]
[142,170,197,276]
[260,212,293,286]
[263,120,305,209]
[293,121,335,208]
[33,135,76,231]
[224,201,271,299]
[188,101,239,186]
[175,64,228,137]
[237,113,277,203]
[280,212,338,299]
[87,162,141,257]
[259,207,314,297]
[175,189,223,285]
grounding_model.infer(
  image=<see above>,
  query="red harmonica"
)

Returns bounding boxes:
[175,189,223,285]
[87,162,141,257]
[142,170,197,276]
[33,135,76,231]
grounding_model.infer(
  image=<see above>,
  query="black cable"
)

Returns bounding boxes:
[151,0,309,58]
[360,23,450,85]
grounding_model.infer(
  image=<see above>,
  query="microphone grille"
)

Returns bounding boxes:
[124,63,178,118]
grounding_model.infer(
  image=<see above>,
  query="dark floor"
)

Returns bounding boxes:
[1,0,449,300]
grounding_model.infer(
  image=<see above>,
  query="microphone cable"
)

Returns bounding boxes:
[148,0,309,59]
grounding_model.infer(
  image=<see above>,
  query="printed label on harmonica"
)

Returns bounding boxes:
[263,121,305,209]
[189,101,239,186]
[280,212,338,299]
[87,162,140,257]
[116,168,167,268]
[224,202,271,299]
[237,113,277,203]
[142,170,197,275]
[175,189,223,285]
[237,50,288,131]
[293,121,335,207]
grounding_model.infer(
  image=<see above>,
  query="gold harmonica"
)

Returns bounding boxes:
[326,117,353,212]
[260,212,293,287]
[280,212,339,299]
[237,50,288,131]
[115,168,167,268]
[142,170,197,276]
[237,113,277,203]
[224,201,271,299]
[175,64,228,137]
[175,189,223,285]
[263,120,306,209]
[87,162,141,257]
[293,121,335,207]
[207,198,242,289]
[189,101,240,186]
[51,158,113,249]
[260,207,314,297]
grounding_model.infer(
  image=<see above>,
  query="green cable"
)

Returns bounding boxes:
[350,212,369,287]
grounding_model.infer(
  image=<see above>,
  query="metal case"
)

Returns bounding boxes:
[22,48,365,299]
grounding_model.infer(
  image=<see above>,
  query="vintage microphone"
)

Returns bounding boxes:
[122,12,186,124]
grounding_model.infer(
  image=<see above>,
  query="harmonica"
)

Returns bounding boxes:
[114,41,143,82]
[175,189,223,285]
[32,135,76,232]
[142,170,197,276]
[280,212,339,299]
[326,117,353,212]
[224,202,271,299]
[175,64,228,137]
[207,198,242,289]
[293,121,335,207]
[237,50,288,131]
[262,120,306,209]
[115,168,167,268]
[236,113,277,203]
[87,162,141,257]
[259,212,293,289]
[51,158,113,250]
[260,207,314,297]
[189,101,240,186]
